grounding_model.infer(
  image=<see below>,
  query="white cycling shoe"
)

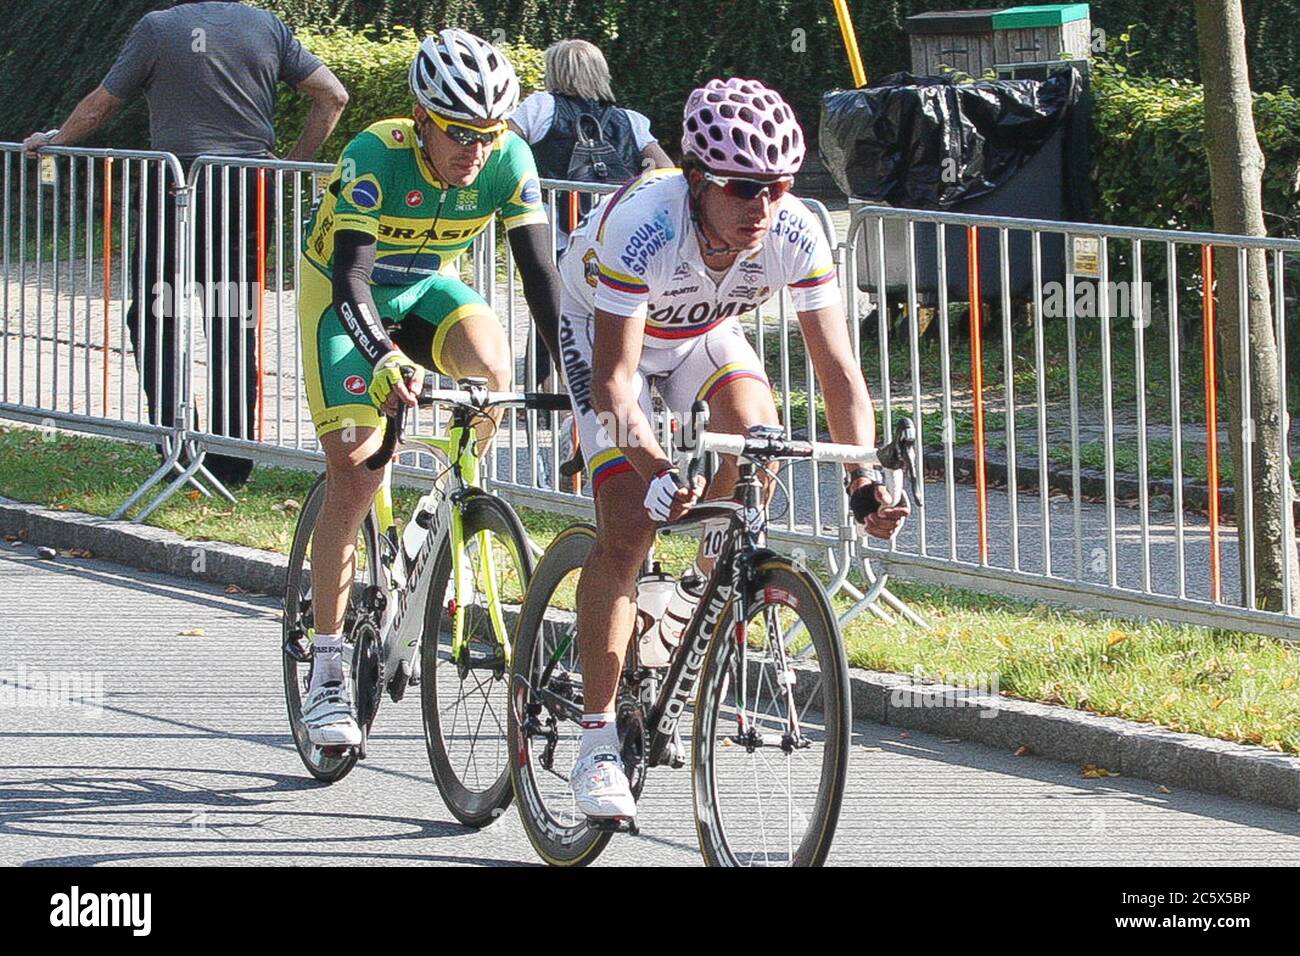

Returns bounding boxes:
[302,679,362,747]
[569,750,637,819]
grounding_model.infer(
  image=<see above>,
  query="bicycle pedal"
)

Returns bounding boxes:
[586,815,639,836]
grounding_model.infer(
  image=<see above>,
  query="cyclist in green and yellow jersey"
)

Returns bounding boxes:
[297,29,564,745]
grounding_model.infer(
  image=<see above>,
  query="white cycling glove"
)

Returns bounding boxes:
[643,468,685,522]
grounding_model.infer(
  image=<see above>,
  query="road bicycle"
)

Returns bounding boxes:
[281,378,570,826]
[508,401,922,866]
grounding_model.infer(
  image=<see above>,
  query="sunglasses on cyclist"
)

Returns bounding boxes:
[702,172,794,202]
[425,112,507,147]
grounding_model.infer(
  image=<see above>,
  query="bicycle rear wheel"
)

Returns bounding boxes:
[421,491,532,827]
[691,557,850,866]
[282,476,381,783]
[507,524,614,866]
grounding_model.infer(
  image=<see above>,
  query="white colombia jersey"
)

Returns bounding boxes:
[557,170,840,346]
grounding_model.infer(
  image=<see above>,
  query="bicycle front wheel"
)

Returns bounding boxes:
[691,557,851,866]
[421,491,533,827]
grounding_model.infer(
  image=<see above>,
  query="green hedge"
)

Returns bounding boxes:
[273,25,544,159]
[6,1,1300,236]
[1091,53,1300,235]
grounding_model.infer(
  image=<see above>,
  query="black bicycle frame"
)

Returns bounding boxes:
[644,461,773,767]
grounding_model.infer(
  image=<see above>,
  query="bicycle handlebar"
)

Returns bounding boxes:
[677,399,924,508]
[364,373,572,471]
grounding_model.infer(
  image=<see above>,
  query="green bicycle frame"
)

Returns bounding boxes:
[372,417,513,667]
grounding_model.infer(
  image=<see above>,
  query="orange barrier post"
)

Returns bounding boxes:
[101,158,113,416]
[256,168,266,442]
[1201,244,1221,602]
[968,226,988,564]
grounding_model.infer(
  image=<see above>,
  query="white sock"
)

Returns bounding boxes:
[310,632,343,690]
[579,712,619,759]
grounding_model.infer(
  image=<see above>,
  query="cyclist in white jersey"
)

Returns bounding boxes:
[557,78,910,819]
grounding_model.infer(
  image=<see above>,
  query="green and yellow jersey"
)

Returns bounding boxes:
[303,118,548,285]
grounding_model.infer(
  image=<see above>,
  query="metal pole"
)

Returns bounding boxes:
[1168,241,1186,599]
[905,218,927,556]
[1000,227,1019,571]
[102,158,113,416]
[1202,244,1222,604]
[1099,236,1118,588]
[1032,231,1051,576]
[1066,239,1083,578]
[967,225,988,566]
[1133,239,1152,592]
[1236,245,1255,607]
[936,224,957,560]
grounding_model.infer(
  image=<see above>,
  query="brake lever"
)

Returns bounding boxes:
[877,417,923,508]
[681,399,711,486]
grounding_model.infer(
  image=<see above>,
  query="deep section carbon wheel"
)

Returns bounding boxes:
[421,491,532,827]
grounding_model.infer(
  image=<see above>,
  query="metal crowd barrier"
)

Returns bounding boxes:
[2,143,1295,639]
[846,204,1298,640]
[0,143,212,519]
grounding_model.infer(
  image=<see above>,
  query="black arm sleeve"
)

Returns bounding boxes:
[507,222,563,373]
[332,229,393,367]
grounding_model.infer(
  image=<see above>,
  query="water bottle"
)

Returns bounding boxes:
[634,569,677,668]
[636,568,703,668]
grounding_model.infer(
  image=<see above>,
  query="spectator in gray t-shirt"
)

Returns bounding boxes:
[22,1,348,487]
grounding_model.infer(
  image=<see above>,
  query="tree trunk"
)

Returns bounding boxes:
[1194,0,1300,614]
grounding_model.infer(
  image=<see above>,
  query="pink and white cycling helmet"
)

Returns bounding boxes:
[681,78,806,176]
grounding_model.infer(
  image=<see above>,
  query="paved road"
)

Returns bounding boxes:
[2,544,1298,867]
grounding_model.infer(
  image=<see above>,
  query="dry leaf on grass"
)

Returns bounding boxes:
[184,490,203,502]
[1106,630,1130,648]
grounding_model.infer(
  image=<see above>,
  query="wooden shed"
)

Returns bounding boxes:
[906,4,1092,79]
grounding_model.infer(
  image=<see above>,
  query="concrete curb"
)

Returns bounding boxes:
[3,495,1297,811]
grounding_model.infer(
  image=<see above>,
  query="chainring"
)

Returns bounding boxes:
[351,619,384,730]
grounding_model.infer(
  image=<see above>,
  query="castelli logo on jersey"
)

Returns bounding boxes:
[344,375,367,395]
[391,128,405,143]
[406,190,423,207]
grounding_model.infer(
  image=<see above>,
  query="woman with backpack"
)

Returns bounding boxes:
[510,38,673,246]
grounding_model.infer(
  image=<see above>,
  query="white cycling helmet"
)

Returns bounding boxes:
[409,29,520,121]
